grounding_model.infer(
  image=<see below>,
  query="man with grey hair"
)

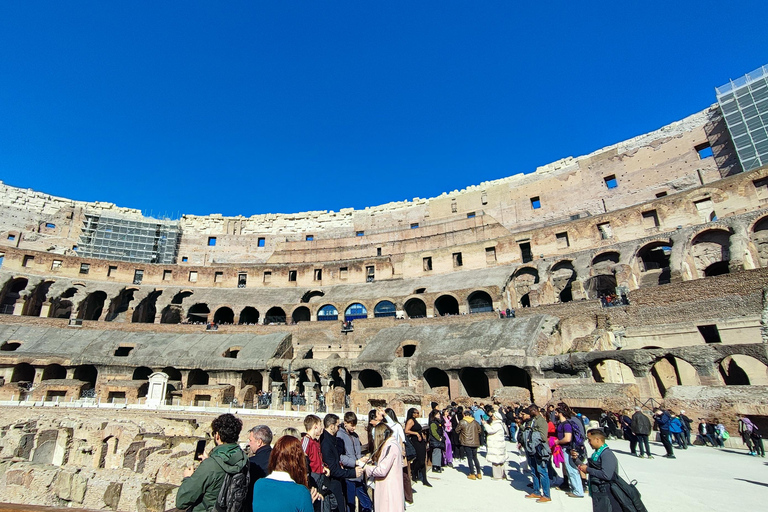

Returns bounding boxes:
[246,425,273,512]
[631,407,653,459]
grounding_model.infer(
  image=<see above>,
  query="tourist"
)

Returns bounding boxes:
[455,409,482,480]
[696,418,716,447]
[619,410,637,456]
[176,413,247,512]
[653,409,675,458]
[382,408,413,506]
[246,425,273,512]
[713,418,727,447]
[337,412,372,512]
[738,415,764,457]
[404,408,431,487]
[365,423,404,512]
[453,405,465,460]
[679,410,694,446]
[555,405,584,498]
[281,427,302,440]
[302,415,325,477]
[521,405,551,503]
[427,409,445,473]
[442,408,454,468]
[484,408,508,480]
[251,436,313,512]
[472,404,489,446]
[668,412,687,450]
[319,414,364,510]
[577,429,621,511]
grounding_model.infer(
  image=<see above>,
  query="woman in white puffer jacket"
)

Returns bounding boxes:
[484,409,509,480]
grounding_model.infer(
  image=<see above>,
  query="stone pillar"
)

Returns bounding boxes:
[696,364,724,386]
[33,367,44,385]
[632,370,658,399]
[270,382,283,410]
[447,370,463,398]
[262,370,271,391]
[304,381,318,410]
[668,231,688,283]
[486,369,502,397]
[728,223,749,272]
[39,300,52,318]
[12,299,25,316]
[66,368,75,379]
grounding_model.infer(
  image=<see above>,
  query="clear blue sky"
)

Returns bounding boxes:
[1,1,766,218]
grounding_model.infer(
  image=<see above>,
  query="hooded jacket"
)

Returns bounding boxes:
[176,442,248,512]
[456,416,481,447]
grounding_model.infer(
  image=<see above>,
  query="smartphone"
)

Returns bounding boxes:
[193,440,207,461]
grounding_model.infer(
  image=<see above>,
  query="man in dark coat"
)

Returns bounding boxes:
[320,414,363,511]
[630,407,653,459]
[245,425,273,512]
[653,409,675,458]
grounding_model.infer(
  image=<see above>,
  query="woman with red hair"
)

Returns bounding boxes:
[252,436,313,512]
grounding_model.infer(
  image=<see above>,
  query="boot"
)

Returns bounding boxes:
[421,471,432,487]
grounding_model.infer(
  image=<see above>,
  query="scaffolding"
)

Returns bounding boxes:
[78,214,181,264]
[716,64,768,172]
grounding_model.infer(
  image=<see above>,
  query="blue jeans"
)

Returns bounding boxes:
[563,457,584,496]
[345,479,372,512]
[527,455,551,498]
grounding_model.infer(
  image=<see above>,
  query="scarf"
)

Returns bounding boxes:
[590,443,608,462]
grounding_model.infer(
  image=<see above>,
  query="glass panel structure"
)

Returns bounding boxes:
[717,64,768,172]
[78,214,181,264]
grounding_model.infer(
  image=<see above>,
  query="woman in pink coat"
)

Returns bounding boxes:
[365,423,405,512]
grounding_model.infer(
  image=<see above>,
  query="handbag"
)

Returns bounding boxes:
[404,436,417,461]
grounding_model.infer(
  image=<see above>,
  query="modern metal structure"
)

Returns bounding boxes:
[77,214,181,264]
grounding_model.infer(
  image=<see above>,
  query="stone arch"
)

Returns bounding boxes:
[186,303,210,323]
[238,306,260,325]
[459,367,490,398]
[0,277,29,314]
[750,215,768,268]
[187,369,209,387]
[77,290,108,320]
[344,303,368,321]
[590,359,637,384]
[132,290,162,323]
[585,274,617,300]
[49,287,78,319]
[719,355,768,385]
[497,365,532,391]
[105,288,136,322]
[264,307,286,324]
[161,366,182,382]
[691,229,731,278]
[171,290,193,304]
[213,306,234,324]
[297,368,321,394]
[73,365,98,388]
[404,298,427,318]
[434,294,459,316]
[512,267,539,308]
[424,368,450,396]
[300,290,325,303]
[292,306,311,323]
[373,300,397,318]
[636,241,672,286]
[11,362,35,383]
[591,251,620,268]
[42,364,66,381]
[649,355,700,397]
[132,366,153,380]
[331,367,352,394]
[395,341,418,358]
[317,304,339,321]
[467,290,494,313]
[551,261,577,303]
[22,280,53,317]
[358,369,383,389]
[242,370,264,391]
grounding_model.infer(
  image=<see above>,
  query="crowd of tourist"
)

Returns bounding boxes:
[172,402,763,512]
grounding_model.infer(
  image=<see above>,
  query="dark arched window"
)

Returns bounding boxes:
[318,304,339,321]
[373,301,396,318]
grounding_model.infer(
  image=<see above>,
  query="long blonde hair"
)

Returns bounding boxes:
[371,423,393,463]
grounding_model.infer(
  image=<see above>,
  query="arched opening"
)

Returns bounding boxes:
[424,368,450,396]
[105,289,136,322]
[297,368,321,395]
[1,341,21,351]
[242,370,264,392]
[373,300,396,318]
[49,287,78,319]
[551,261,576,303]
[650,356,697,397]
[42,364,66,381]
[591,251,620,268]
[238,307,260,325]
[512,267,539,308]
[132,367,153,381]
[467,290,494,313]
[459,367,490,398]
[160,305,181,324]
[77,291,108,321]
[720,355,768,385]
[590,360,636,384]
[0,277,28,314]
[187,369,209,387]
[269,367,285,387]
[132,290,162,323]
[300,290,325,303]
[331,367,352,394]
[73,365,98,388]
[264,307,286,324]
[358,369,383,389]
[344,303,368,321]
[138,382,149,399]
[22,281,53,317]
[292,306,311,323]
[11,362,35,383]
[404,298,426,319]
[585,275,617,300]
[691,229,731,279]
[402,344,417,357]
[750,216,768,268]
[637,242,672,286]
[186,303,210,323]
[434,295,459,316]
[497,365,532,391]
[213,307,234,324]
[317,304,339,321]
[171,291,193,304]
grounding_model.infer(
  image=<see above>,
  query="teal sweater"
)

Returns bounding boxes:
[252,477,313,512]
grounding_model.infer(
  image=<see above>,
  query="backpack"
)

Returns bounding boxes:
[567,418,586,447]
[215,463,250,512]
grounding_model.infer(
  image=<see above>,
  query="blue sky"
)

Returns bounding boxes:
[1,1,766,218]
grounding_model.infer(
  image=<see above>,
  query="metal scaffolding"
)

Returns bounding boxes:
[77,214,181,264]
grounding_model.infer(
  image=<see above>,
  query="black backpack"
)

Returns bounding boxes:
[215,463,250,512]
